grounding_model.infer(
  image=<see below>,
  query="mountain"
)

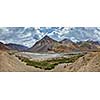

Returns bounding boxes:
[78,52,100,72]
[28,36,80,53]
[5,43,29,51]
[78,40,100,51]
[0,42,10,50]
[1,27,100,47]
[28,35,60,52]
[60,39,79,50]
[65,52,100,72]
[52,51,100,72]
[88,41,100,48]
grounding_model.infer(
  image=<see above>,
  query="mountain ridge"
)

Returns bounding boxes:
[28,35,59,52]
[5,43,29,51]
[28,35,80,53]
[0,42,10,50]
[1,27,100,47]
[1,35,100,52]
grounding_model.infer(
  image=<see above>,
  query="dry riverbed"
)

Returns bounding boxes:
[13,52,84,70]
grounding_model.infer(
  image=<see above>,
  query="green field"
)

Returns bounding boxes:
[16,54,84,70]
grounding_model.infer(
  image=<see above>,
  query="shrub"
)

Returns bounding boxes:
[17,54,84,70]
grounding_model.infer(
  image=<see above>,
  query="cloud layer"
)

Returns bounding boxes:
[0,27,100,47]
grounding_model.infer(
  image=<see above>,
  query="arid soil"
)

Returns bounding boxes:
[0,50,100,72]
[52,52,100,72]
[0,51,44,72]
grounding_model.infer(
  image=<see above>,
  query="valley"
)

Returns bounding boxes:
[1,27,100,72]
[14,52,84,70]
[14,51,84,61]
[2,50,100,72]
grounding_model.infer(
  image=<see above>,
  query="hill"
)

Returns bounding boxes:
[55,39,80,52]
[53,52,100,72]
[6,43,29,51]
[0,51,44,72]
[78,40,100,51]
[70,52,100,72]
[28,35,80,53]
[28,35,60,52]
[0,42,10,50]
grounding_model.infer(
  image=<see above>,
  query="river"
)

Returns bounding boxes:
[15,51,84,61]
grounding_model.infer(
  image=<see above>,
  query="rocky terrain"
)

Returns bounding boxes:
[6,43,29,51]
[28,35,80,53]
[52,52,100,72]
[78,40,100,51]
[0,42,10,50]
[0,49,100,72]
[1,35,100,72]
[28,35,60,52]
[0,51,44,72]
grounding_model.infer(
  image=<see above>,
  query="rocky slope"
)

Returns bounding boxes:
[0,51,44,72]
[6,43,29,51]
[78,41,100,51]
[28,35,80,53]
[0,42,10,50]
[53,52,100,72]
[0,50,100,72]
[55,39,80,52]
[78,52,100,72]
[28,35,60,52]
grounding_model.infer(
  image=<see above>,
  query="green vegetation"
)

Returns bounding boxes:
[16,54,84,70]
[80,42,91,48]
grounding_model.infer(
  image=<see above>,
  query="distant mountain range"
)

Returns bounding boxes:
[1,27,100,47]
[1,35,100,52]
[5,43,28,51]
[78,40,100,51]
[0,42,10,50]
[28,35,100,53]
[0,42,28,51]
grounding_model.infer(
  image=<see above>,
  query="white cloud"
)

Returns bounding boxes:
[1,27,100,47]
[0,40,6,44]
[18,32,32,38]
[70,37,78,42]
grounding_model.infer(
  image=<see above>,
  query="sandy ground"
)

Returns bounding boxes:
[0,50,100,72]
[53,52,100,72]
[0,51,44,72]
[0,51,74,72]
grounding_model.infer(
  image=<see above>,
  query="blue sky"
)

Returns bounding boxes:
[0,27,100,47]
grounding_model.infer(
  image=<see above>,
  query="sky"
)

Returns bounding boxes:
[0,27,100,47]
